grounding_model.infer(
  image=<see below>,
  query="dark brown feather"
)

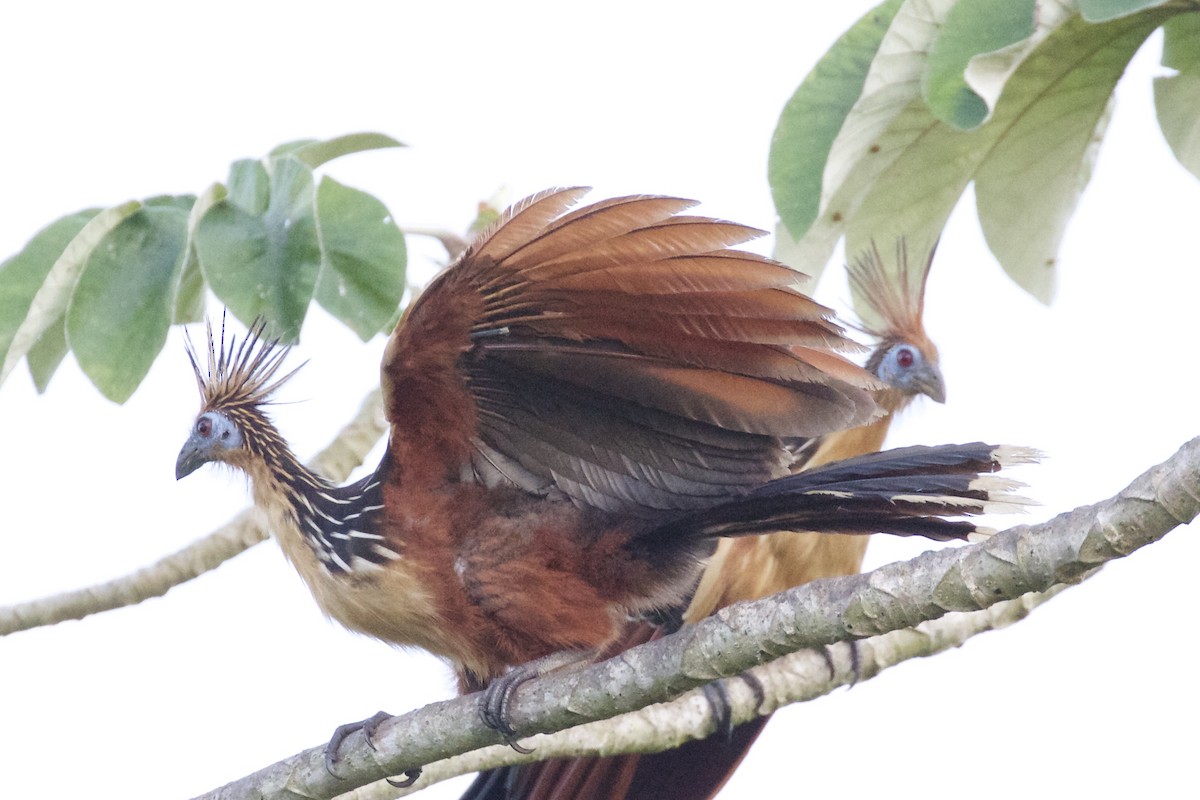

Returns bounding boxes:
[455,238,956,800]
[179,194,1024,800]
[385,188,883,515]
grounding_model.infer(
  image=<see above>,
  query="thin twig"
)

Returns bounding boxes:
[401,226,471,260]
[0,389,386,636]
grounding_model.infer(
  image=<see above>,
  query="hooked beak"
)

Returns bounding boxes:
[175,432,211,480]
[914,363,947,404]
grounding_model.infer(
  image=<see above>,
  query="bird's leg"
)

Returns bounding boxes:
[480,649,595,751]
[323,710,421,787]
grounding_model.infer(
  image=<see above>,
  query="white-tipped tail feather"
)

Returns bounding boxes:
[647,442,1039,545]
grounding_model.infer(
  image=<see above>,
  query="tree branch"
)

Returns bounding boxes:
[194,436,1200,800]
[401,226,471,260]
[0,389,386,636]
[337,583,1072,800]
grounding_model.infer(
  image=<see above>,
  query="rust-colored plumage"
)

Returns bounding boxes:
[176,190,1025,782]
[462,240,948,800]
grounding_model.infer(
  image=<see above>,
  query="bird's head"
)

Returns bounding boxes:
[868,338,945,404]
[176,316,300,480]
[850,240,945,404]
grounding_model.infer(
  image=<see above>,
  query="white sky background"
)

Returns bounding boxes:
[1,2,1197,798]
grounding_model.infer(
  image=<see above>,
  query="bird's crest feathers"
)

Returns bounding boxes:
[185,314,301,413]
[849,239,935,348]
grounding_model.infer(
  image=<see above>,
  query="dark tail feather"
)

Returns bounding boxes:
[649,442,1037,545]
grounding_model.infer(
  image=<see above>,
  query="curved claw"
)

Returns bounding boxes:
[738,671,766,716]
[480,667,537,752]
[818,641,864,686]
[323,710,394,778]
[386,768,423,788]
[478,650,595,752]
[701,682,734,742]
[847,640,863,686]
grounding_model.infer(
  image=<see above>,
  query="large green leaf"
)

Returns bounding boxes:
[226,159,270,215]
[194,155,321,341]
[313,176,407,340]
[291,132,404,169]
[0,209,100,368]
[1079,0,1172,23]
[972,11,1166,302]
[1153,13,1200,181]
[0,201,141,387]
[923,0,1037,129]
[776,0,965,324]
[173,183,227,325]
[780,1,1174,311]
[26,318,68,393]
[67,205,190,403]
[769,0,904,244]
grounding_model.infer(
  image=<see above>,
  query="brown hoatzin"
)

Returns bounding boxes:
[459,241,948,800]
[175,188,1027,786]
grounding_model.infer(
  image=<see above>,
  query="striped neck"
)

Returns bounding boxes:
[261,444,398,575]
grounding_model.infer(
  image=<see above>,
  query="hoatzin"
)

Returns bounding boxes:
[175,188,1027,786]
[459,241,947,800]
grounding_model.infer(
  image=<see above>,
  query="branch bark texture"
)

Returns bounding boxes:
[340,584,1071,800]
[195,437,1200,800]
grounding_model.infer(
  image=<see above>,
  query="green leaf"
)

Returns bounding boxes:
[290,132,405,169]
[269,138,319,159]
[226,159,270,215]
[67,205,190,403]
[26,318,68,393]
[145,194,198,211]
[1162,11,1200,71]
[782,1,1174,310]
[774,0,966,323]
[0,209,100,368]
[313,176,407,340]
[974,10,1170,301]
[769,0,904,243]
[0,201,141,388]
[924,0,1036,129]
[1154,14,1200,180]
[1080,0,1171,23]
[173,183,226,325]
[194,156,320,341]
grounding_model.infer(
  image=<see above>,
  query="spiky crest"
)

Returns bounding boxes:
[185,313,303,414]
[848,239,936,348]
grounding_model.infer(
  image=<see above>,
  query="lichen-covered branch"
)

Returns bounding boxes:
[194,437,1200,800]
[338,584,1071,800]
[0,389,386,636]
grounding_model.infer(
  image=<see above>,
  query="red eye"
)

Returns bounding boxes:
[196,417,212,437]
[896,347,915,368]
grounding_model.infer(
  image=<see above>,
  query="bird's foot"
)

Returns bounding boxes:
[323,710,422,788]
[479,650,594,752]
[701,671,765,742]
[701,682,734,741]
[481,667,537,753]
[818,639,863,686]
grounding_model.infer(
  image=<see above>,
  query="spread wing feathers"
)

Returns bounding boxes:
[386,188,884,515]
[849,238,935,347]
[470,366,792,515]
[643,443,1037,544]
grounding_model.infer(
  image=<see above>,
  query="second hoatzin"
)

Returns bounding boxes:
[461,241,948,800]
[175,189,1028,781]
